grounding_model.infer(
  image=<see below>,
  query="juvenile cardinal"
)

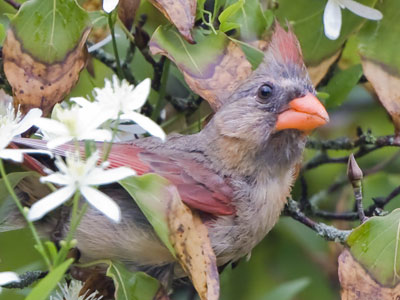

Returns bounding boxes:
[8,24,328,280]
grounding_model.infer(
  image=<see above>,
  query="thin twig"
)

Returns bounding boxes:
[284,199,351,243]
[3,0,20,10]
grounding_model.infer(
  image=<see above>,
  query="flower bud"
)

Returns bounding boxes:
[347,154,363,186]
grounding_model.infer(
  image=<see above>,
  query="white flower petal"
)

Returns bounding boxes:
[124,78,151,111]
[0,272,20,286]
[70,97,92,107]
[103,0,119,13]
[12,108,42,135]
[35,118,68,136]
[40,173,70,186]
[46,136,73,149]
[28,186,75,221]
[85,167,136,185]
[0,149,24,162]
[342,0,382,20]
[121,112,166,141]
[324,0,342,40]
[80,129,112,142]
[81,186,121,222]
[0,148,52,162]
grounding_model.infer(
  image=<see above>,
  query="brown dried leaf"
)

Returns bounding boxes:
[149,0,196,43]
[362,58,400,137]
[2,29,90,115]
[307,51,341,86]
[118,0,141,31]
[182,42,252,111]
[150,28,252,111]
[166,186,220,300]
[338,249,400,300]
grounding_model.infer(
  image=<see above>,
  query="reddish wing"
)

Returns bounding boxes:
[12,138,235,215]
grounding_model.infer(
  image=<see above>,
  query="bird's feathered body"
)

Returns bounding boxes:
[4,23,329,280]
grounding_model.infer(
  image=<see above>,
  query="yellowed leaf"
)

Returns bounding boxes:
[307,51,341,86]
[338,249,400,300]
[149,0,196,43]
[118,0,141,31]
[166,186,219,300]
[362,58,400,137]
[2,29,90,115]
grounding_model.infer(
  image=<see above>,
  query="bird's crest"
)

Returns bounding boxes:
[267,21,304,67]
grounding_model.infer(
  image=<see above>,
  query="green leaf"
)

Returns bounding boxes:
[150,26,228,77]
[322,64,363,108]
[119,174,177,257]
[262,278,310,300]
[275,0,378,66]
[25,258,73,300]
[105,260,159,300]
[0,171,37,203]
[0,23,5,45]
[222,0,269,41]
[358,0,400,74]
[10,0,90,63]
[347,209,400,287]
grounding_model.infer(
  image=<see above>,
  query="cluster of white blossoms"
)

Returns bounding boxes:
[0,77,164,223]
[50,280,103,300]
[323,0,382,40]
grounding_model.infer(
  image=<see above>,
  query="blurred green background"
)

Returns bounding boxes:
[1,0,400,299]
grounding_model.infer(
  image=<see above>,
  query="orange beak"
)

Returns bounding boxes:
[275,93,329,132]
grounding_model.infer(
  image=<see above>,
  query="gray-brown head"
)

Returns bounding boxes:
[204,22,329,171]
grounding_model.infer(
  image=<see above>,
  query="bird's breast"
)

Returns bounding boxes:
[208,167,296,265]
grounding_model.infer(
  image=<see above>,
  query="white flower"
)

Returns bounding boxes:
[27,151,135,222]
[35,103,112,149]
[50,280,103,300]
[73,76,166,141]
[0,103,51,162]
[0,271,20,293]
[103,0,119,13]
[323,0,383,40]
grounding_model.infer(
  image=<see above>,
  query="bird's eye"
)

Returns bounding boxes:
[257,84,273,102]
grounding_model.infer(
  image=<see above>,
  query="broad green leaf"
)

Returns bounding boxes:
[25,258,73,300]
[0,23,5,45]
[218,0,243,32]
[150,26,228,77]
[275,0,378,66]
[229,37,264,69]
[150,26,252,110]
[357,0,400,133]
[222,0,269,41]
[119,174,176,257]
[0,171,36,203]
[358,0,400,74]
[10,0,90,63]
[262,278,310,300]
[347,209,400,287]
[322,64,363,108]
[105,261,159,300]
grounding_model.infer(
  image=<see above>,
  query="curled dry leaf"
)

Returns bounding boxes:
[362,58,400,137]
[338,249,400,300]
[118,0,141,31]
[166,185,219,300]
[3,29,90,115]
[150,27,252,111]
[149,0,196,43]
[119,174,220,300]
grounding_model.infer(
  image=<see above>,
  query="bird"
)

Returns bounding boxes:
[6,23,329,283]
